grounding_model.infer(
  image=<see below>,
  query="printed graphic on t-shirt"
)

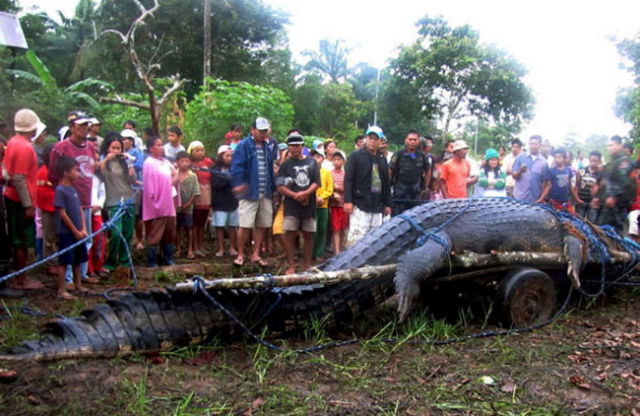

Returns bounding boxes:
[371,161,381,194]
[293,165,311,188]
[76,154,94,178]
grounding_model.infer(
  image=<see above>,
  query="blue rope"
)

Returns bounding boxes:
[0,189,141,292]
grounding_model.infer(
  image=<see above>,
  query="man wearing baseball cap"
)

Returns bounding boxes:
[87,117,103,149]
[2,108,44,292]
[277,132,320,274]
[230,116,277,267]
[344,125,391,247]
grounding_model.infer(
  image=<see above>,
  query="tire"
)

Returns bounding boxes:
[499,268,557,328]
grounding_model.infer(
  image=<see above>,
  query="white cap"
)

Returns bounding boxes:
[254,116,270,130]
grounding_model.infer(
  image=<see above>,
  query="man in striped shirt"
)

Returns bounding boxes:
[230,117,277,267]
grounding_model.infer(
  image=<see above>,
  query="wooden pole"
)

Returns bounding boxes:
[173,249,633,292]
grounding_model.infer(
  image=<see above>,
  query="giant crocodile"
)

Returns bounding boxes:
[0,198,636,361]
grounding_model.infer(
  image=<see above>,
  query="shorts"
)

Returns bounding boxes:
[213,210,239,227]
[144,216,177,245]
[330,206,349,232]
[283,215,316,233]
[5,197,35,248]
[345,206,382,248]
[238,195,273,228]
[272,203,284,235]
[177,212,193,228]
[58,233,89,266]
[628,210,639,236]
[193,208,210,228]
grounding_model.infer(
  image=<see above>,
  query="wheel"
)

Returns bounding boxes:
[499,268,557,328]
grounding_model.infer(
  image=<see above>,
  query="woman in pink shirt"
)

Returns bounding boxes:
[143,136,179,267]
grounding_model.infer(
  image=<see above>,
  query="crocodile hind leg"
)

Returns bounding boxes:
[564,234,584,288]
[395,232,451,322]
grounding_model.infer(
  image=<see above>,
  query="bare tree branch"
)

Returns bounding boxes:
[158,75,186,105]
[99,96,151,110]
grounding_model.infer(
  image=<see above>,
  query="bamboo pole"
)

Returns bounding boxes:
[174,250,633,292]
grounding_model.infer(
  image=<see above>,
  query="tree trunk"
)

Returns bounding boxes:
[148,89,159,135]
[203,0,211,83]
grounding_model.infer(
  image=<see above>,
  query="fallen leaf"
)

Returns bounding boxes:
[597,372,608,382]
[569,375,591,390]
[384,376,396,382]
[501,377,515,393]
[252,398,264,412]
[184,350,217,366]
[0,369,17,383]
[149,355,165,365]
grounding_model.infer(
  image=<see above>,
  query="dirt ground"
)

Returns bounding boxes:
[1,251,640,415]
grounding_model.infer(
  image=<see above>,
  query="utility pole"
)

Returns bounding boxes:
[373,67,380,125]
[203,0,211,84]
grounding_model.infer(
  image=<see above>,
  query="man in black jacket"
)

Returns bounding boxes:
[344,125,391,247]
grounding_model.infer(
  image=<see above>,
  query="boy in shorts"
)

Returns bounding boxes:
[176,151,200,259]
[277,132,320,274]
[54,156,89,300]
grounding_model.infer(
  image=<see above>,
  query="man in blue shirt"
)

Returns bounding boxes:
[230,116,276,267]
[512,135,550,203]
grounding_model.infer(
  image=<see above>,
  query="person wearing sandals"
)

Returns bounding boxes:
[98,132,137,275]
[230,117,277,267]
[54,156,90,300]
[210,145,239,257]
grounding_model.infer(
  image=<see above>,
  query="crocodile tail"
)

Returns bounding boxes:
[0,288,258,361]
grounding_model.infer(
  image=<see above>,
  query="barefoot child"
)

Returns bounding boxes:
[54,156,89,300]
[176,151,200,259]
[329,150,347,255]
[210,145,239,257]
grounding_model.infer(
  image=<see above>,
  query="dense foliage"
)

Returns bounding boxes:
[616,35,640,141]
[183,78,294,151]
[0,2,536,153]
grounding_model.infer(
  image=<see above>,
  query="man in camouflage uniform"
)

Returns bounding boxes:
[594,135,635,234]
[389,130,432,216]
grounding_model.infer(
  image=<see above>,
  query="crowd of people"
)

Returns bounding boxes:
[0,108,638,300]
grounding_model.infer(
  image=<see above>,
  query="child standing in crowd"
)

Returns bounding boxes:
[329,150,348,255]
[176,151,200,259]
[187,141,213,257]
[54,156,89,300]
[88,172,106,278]
[143,136,179,267]
[99,133,137,274]
[312,148,333,261]
[228,124,243,152]
[164,126,185,162]
[211,145,239,257]
[36,143,57,275]
[540,147,583,213]
[476,148,507,197]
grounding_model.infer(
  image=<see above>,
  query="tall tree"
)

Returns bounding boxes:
[391,16,534,141]
[302,39,350,83]
[100,0,185,134]
[615,34,640,140]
